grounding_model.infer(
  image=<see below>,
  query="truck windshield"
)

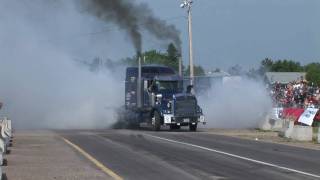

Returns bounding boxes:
[156,81,182,93]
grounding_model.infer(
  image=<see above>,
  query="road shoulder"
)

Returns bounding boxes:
[202,128,320,151]
[4,130,111,180]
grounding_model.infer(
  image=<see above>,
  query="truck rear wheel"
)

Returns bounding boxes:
[189,123,197,131]
[170,124,181,130]
[152,111,161,131]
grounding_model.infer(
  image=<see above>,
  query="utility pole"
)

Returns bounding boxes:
[181,0,194,86]
[137,56,142,109]
[179,56,182,76]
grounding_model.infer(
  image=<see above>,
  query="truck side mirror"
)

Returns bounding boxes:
[186,85,193,94]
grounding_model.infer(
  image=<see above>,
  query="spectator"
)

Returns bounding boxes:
[270,80,320,108]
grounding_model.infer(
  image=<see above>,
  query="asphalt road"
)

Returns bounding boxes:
[60,129,320,180]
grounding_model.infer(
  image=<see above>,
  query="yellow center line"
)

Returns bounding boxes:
[61,137,123,180]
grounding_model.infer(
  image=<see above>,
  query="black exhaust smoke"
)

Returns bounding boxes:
[79,0,181,53]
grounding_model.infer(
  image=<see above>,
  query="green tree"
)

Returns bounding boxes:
[269,59,303,72]
[184,65,205,76]
[143,50,168,66]
[121,44,183,72]
[305,63,320,86]
[120,43,205,75]
[166,43,179,71]
[261,58,273,72]
[260,58,304,72]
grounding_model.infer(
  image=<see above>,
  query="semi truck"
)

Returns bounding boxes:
[121,64,205,131]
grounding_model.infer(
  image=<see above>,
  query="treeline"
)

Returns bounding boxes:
[77,44,319,86]
[261,58,304,72]
[78,43,206,76]
[122,43,205,76]
[258,58,320,85]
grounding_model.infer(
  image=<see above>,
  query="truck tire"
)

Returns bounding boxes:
[170,124,180,130]
[152,111,161,131]
[2,173,7,180]
[189,123,197,131]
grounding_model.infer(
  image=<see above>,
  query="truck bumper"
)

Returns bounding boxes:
[163,114,206,125]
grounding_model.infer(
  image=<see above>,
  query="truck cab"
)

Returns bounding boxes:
[124,65,205,131]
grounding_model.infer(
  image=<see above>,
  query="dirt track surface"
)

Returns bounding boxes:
[3,130,110,180]
[203,128,320,151]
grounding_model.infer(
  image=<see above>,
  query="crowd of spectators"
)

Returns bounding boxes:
[270,80,320,108]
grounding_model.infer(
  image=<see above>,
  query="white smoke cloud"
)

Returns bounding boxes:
[0,0,273,130]
[199,77,272,129]
[0,0,124,129]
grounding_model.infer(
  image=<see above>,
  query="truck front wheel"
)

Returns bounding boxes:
[170,124,181,130]
[152,111,161,131]
[189,123,197,131]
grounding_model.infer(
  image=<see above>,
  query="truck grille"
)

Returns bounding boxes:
[174,97,196,117]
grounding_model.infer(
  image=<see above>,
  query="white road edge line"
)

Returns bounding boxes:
[146,134,320,179]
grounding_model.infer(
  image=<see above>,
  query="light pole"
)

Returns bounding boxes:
[178,56,182,76]
[180,0,194,86]
[137,56,142,109]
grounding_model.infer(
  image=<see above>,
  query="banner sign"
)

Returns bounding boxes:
[283,108,304,121]
[298,108,319,126]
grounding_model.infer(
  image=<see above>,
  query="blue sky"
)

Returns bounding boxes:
[135,0,320,70]
[4,0,318,71]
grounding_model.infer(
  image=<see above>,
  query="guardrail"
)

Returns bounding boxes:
[261,108,319,142]
[318,130,320,143]
[259,108,284,131]
[0,117,13,180]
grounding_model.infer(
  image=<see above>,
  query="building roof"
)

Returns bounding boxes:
[265,72,306,84]
[206,71,230,77]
